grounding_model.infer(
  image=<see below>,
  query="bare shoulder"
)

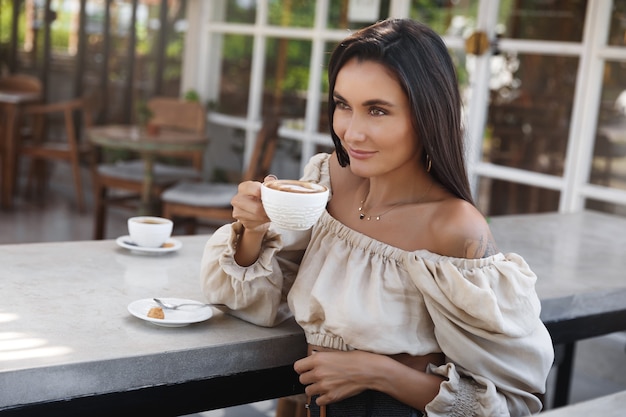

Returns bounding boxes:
[429,198,499,259]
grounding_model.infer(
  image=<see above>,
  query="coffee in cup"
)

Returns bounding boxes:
[261,179,328,230]
[128,216,173,248]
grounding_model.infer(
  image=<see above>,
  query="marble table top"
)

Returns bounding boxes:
[527,390,626,416]
[489,210,626,325]
[0,234,305,411]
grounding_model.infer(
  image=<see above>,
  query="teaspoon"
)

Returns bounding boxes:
[153,298,226,310]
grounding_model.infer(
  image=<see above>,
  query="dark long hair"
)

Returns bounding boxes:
[327,18,474,205]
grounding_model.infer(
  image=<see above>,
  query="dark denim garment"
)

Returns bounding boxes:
[307,390,423,417]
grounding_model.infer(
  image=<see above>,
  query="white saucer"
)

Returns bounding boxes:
[127,298,214,327]
[116,236,182,254]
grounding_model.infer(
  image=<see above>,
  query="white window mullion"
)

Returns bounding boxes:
[181,0,217,101]
[496,39,582,55]
[598,46,626,60]
[243,0,270,169]
[580,184,626,207]
[300,0,330,172]
[389,0,410,18]
[466,0,500,201]
[474,163,564,191]
[560,0,612,212]
[204,1,227,105]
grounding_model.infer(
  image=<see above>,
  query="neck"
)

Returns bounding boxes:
[361,174,433,209]
[358,176,433,221]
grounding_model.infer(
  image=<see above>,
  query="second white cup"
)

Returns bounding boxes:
[128,216,173,248]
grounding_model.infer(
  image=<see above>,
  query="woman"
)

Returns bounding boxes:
[200,18,554,416]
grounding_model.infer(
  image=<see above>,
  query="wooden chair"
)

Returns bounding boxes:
[146,97,207,169]
[92,97,206,239]
[18,97,92,212]
[275,394,307,417]
[0,74,42,208]
[0,73,42,93]
[161,117,280,233]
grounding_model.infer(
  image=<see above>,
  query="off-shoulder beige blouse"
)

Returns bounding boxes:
[200,153,554,417]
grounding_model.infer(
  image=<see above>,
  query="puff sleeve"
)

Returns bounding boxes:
[199,153,331,327]
[412,253,554,416]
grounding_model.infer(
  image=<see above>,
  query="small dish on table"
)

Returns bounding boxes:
[116,236,182,254]
[127,297,214,327]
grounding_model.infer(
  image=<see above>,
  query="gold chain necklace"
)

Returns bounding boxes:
[358,182,433,221]
[358,200,404,221]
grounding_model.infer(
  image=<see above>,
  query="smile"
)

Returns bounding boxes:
[347,147,376,160]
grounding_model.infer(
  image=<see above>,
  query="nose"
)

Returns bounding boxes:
[341,113,366,143]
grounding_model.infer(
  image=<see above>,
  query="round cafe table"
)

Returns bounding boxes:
[88,124,209,215]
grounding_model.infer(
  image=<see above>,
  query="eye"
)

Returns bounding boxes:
[369,107,386,116]
[334,100,350,110]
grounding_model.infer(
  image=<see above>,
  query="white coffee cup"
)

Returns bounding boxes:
[128,216,173,248]
[261,179,329,230]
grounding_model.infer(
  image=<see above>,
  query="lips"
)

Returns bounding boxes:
[347,147,376,160]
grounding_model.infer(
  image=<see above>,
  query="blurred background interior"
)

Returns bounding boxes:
[1,0,626,415]
[1,0,625,235]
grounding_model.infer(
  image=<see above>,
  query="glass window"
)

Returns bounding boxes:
[41,0,79,101]
[450,47,470,105]
[82,0,105,109]
[483,53,577,174]
[268,0,314,27]
[217,34,253,116]
[78,0,186,124]
[217,0,257,24]
[477,177,560,215]
[590,60,626,192]
[410,0,478,36]
[49,0,78,53]
[585,199,626,217]
[0,0,12,46]
[0,0,13,71]
[481,53,577,214]
[608,1,626,47]
[316,40,336,135]
[135,2,155,96]
[327,0,390,30]
[103,0,135,122]
[263,37,311,121]
[497,0,587,42]
[20,1,44,72]
[272,137,302,179]
[160,1,187,97]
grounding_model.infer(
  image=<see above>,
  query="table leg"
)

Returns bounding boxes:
[140,154,154,215]
[551,342,575,408]
[1,105,18,209]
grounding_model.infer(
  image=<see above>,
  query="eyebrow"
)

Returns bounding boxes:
[333,92,395,107]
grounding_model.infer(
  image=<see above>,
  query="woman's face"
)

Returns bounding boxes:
[332,58,420,178]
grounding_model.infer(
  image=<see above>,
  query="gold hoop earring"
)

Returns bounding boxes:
[426,154,432,173]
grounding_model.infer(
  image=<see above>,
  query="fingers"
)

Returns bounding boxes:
[237,180,263,197]
[294,351,369,406]
[294,353,328,389]
[293,355,313,376]
[230,180,270,230]
[264,174,278,183]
